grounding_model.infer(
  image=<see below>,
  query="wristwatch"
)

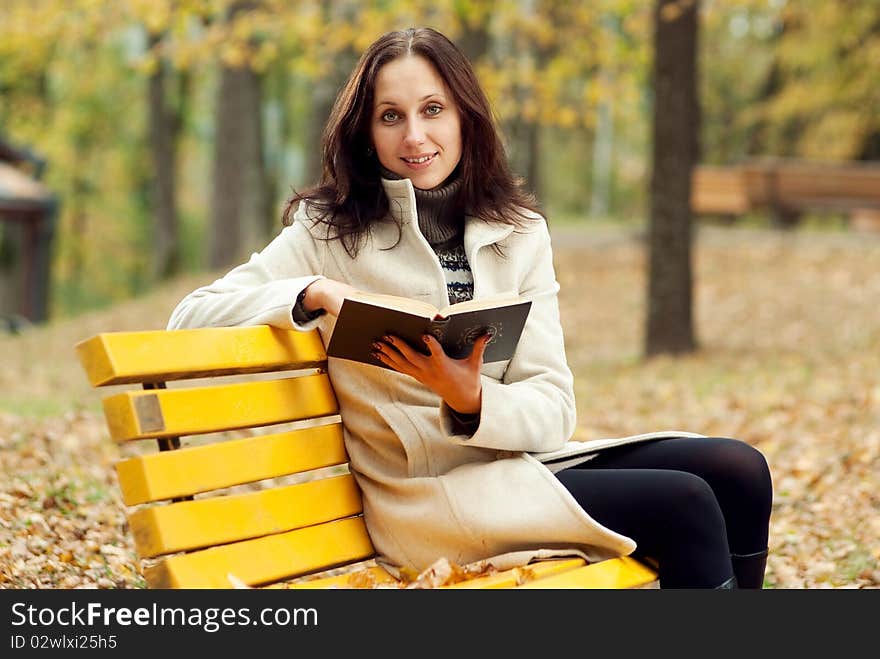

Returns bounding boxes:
[294,287,326,322]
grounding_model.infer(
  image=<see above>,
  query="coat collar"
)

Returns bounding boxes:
[380,176,514,252]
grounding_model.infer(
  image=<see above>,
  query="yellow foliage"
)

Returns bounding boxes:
[220,42,248,68]
[128,0,172,34]
[251,41,278,72]
[800,111,870,162]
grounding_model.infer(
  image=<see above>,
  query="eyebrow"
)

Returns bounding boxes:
[375,93,445,108]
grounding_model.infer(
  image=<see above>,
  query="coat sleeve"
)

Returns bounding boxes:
[440,221,576,453]
[166,205,326,331]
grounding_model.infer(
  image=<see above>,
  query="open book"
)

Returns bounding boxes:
[530,430,708,473]
[326,291,532,369]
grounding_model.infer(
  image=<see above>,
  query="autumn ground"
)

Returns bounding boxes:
[1,223,878,589]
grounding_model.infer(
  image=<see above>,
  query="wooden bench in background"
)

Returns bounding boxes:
[691,158,880,228]
[75,325,659,589]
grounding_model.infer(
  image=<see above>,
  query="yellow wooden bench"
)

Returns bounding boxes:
[75,325,659,590]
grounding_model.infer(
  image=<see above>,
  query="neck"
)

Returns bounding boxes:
[379,166,464,246]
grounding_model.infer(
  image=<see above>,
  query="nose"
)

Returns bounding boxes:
[403,118,426,147]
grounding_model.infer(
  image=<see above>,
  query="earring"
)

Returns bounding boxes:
[366,146,374,156]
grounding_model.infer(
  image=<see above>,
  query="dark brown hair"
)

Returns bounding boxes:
[282,26,541,257]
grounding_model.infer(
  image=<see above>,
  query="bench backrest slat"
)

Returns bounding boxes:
[691,167,749,215]
[101,375,338,441]
[116,422,347,505]
[76,326,327,386]
[143,516,375,588]
[129,474,363,558]
[744,164,880,203]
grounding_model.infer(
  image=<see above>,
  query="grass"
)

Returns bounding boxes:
[0,271,217,418]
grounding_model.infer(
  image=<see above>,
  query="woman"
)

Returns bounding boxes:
[167,27,772,588]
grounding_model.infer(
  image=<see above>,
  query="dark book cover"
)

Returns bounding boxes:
[326,298,532,369]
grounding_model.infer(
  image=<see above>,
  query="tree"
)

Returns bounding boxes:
[146,28,184,280]
[645,0,699,356]
[303,0,359,185]
[208,1,270,269]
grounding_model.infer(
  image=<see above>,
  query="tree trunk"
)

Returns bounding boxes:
[262,66,287,230]
[208,1,270,269]
[305,0,359,185]
[590,88,615,218]
[457,12,491,65]
[147,31,180,280]
[239,69,270,256]
[503,67,542,198]
[645,0,700,356]
[304,72,343,185]
[505,118,542,199]
[209,62,268,268]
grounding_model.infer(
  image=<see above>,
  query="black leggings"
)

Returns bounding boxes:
[555,437,772,588]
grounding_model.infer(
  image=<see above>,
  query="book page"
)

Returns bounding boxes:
[345,291,439,318]
[531,431,707,463]
[439,291,525,317]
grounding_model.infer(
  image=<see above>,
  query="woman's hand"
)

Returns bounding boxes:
[302,278,358,317]
[372,333,492,415]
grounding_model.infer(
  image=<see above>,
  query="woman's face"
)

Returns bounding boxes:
[370,54,463,190]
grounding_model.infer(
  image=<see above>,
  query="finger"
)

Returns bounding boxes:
[373,342,412,374]
[422,334,443,358]
[384,335,426,366]
[468,333,492,364]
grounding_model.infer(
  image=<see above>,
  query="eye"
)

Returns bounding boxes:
[381,110,399,122]
[425,104,442,116]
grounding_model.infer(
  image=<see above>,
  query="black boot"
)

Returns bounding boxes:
[731,549,768,589]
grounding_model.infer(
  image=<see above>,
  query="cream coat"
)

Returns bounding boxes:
[167,178,644,574]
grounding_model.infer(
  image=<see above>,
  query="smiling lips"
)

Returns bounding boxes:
[401,152,438,169]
